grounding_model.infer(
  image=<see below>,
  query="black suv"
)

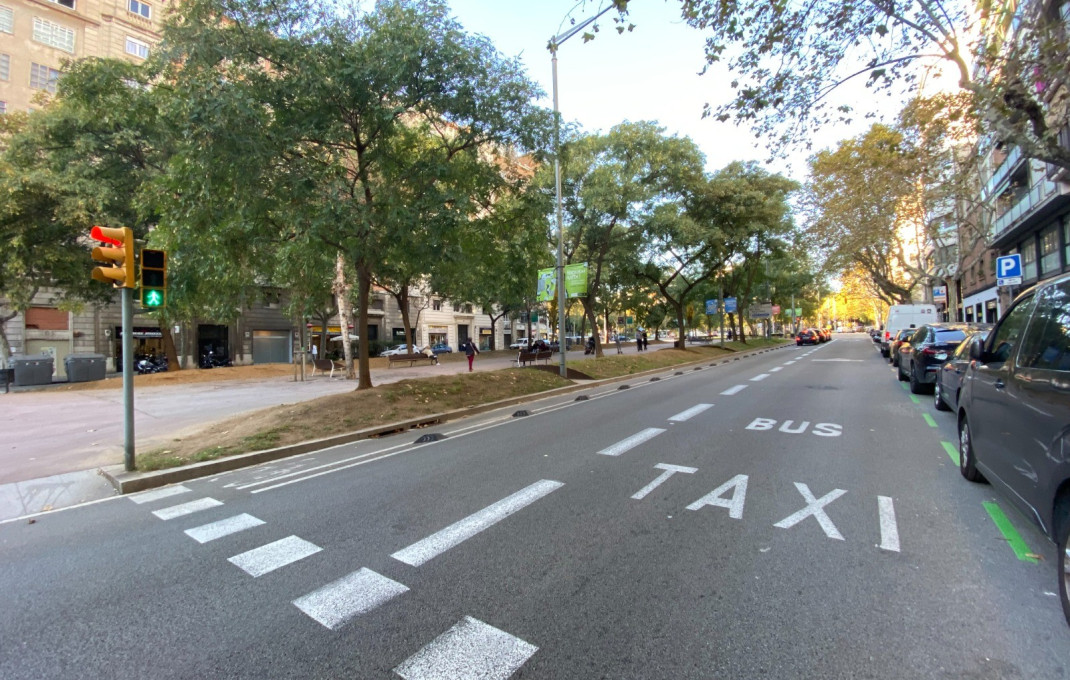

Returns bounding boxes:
[898,322,991,395]
[957,272,1070,625]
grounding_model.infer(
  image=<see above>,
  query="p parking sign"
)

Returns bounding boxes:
[996,254,1023,286]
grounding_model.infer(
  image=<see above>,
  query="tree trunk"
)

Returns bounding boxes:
[355,264,373,389]
[0,310,17,368]
[333,251,356,381]
[581,298,602,357]
[160,322,180,371]
[675,304,687,349]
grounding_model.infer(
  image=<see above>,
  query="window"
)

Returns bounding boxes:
[47,0,75,8]
[30,63,60,93]
[1018,282,1070,371]
[32,17,75,53]
[0,101,6,115]
[1064,219,1070,270]
[0,6,12,33]
[128,0,150,18]
[0,54,8,81]
[125,36,148,59]
[987,294,1036,363]
[1020,239,1037,280]
[432,299,442,311]
[1040,225,1060,275]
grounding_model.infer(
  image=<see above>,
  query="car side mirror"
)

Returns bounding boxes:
[968,335,985,361]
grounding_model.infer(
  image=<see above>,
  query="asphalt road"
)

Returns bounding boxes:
[2,335,1067,678]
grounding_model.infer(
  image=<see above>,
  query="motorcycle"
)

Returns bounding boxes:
[135,354,168,375]
[198,349,233,369]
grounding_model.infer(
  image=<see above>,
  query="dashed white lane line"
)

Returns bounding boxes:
[391,480,564,567]
[720,385,748,396]
[185,513,265,543]
[228,535,322,577]
[394,616,538,680]
[668,404,713,422]
[152,497,223,520]
[293,567,409,630]
[769,367,783,373]
[129,485,191,504]
[596,428,665,457]
[749,373,770,381]
[783,360,797,365]
[878,496,900,552]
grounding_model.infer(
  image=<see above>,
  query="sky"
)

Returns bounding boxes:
[443,0,888,182]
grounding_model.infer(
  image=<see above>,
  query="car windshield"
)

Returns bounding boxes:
[933,329,967,343]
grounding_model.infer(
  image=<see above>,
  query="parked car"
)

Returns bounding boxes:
[430,343,452,355]
[379,344,411,357]
[796,329,819,346]
[888,328,917,368]
[509,340,528,350]
[881,304,938,357]
[957,272,1070,626]
[898,322,992,394]
[934,328,990,412]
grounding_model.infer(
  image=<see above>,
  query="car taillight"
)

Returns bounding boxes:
[884,331,890,340]
[920,347,937,356]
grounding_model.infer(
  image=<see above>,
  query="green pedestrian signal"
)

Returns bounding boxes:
[140,249,167,308]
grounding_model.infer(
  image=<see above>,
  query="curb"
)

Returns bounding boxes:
[103,341,791,494]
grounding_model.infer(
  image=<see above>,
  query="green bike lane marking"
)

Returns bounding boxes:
[982,502,1039,563]
[922,413,937,428]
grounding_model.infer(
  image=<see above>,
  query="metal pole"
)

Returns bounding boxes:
[121,286,135,471]
[719,281,725,349]
[552,48,567,378]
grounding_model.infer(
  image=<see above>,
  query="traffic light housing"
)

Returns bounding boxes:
[140,249,166,308]
[90,226,135,288]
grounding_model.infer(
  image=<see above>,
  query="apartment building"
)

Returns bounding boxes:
[0,0,166,114]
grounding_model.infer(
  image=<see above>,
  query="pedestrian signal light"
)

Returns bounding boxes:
[90,226,135,288]
[140,249,167,308]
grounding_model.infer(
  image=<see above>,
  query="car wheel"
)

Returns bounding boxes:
[958,415,984,482]
[1058,511,1070,626]
[934,380,950,411]
[909,363,925,394]
[897,361,907,381]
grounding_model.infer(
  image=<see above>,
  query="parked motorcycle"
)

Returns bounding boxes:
[135,354,168,375]
[198,350,233,369]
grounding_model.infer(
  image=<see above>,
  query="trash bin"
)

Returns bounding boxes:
[65,353,107,383]
[10,354,55,386]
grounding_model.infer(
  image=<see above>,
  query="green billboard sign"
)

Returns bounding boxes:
[536,263,588,301]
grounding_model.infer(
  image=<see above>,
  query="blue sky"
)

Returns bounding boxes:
[444,0,880,181]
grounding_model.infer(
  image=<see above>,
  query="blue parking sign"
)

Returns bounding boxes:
[996,254,1022,286]
[725,297,737,314]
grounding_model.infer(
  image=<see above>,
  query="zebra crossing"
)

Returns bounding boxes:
[128,481,546,678]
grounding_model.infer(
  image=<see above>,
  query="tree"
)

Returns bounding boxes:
[672,0,1070,171]
[156,0,551,388]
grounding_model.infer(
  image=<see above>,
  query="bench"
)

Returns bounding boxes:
[388,352,439,368]
[310,359,344,378]
[515,349,554,367]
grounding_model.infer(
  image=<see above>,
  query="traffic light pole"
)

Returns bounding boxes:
[122,286,135,471]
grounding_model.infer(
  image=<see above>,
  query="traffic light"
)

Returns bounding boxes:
[90,226,135,288]
[140,249,166,308]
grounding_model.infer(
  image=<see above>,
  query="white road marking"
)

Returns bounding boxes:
[769,367,783,373]
[394,616,538,680]
[596,428,665,457]
[686,474,749,519]
[151,497,223,520]
[783,361,797,365]
[129,485,191,504]
[749,373,770,382]
[391,480,564,567]
[774,483,847,540]
[228,535,321,577]
[293,568,409,630]
[184,513,265,543]
[813,359,863,362]
[720,385,748,396]
[668,404,713,422]
[878,496,900,552]
[632,464,698,500]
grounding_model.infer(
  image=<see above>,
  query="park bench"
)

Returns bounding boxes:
[515,349,554,367]
[310,358,345,378]
[388,352,439,368]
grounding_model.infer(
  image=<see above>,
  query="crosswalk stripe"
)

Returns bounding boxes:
[184,514,265,543]
[129,485,191,504]
[394,616,538,680]
[668,404,713,422]
[596,428,665,457]
[228,535,321,577]
[151,497,222,520]
[392,480,564,567]
[293,567,409,630]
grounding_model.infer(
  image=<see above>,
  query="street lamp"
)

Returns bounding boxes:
[549,4,616,377]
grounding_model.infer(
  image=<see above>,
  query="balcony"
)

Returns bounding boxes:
[983,145,1024,200]
[990,175,1070,247]
[1044,124,1070,182]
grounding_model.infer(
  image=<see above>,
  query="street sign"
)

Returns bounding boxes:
[996,254,1023,286]
[705,299,718,315]
[750,303,773,319]
[933,286,947,302]
[724,297,737,314]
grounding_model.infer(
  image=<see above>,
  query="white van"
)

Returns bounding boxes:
[879,304,939,358]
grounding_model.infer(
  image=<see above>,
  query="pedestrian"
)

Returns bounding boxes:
[615,334,622,354]
[463,338,479,372]
[636,334,643,352]
[642,331,648,351]
[311,343,318,361]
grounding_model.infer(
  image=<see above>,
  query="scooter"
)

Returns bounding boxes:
[135,354,168,374]
[198,349,233,369]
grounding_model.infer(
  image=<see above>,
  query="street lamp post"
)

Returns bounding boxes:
[549,4,616,377]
